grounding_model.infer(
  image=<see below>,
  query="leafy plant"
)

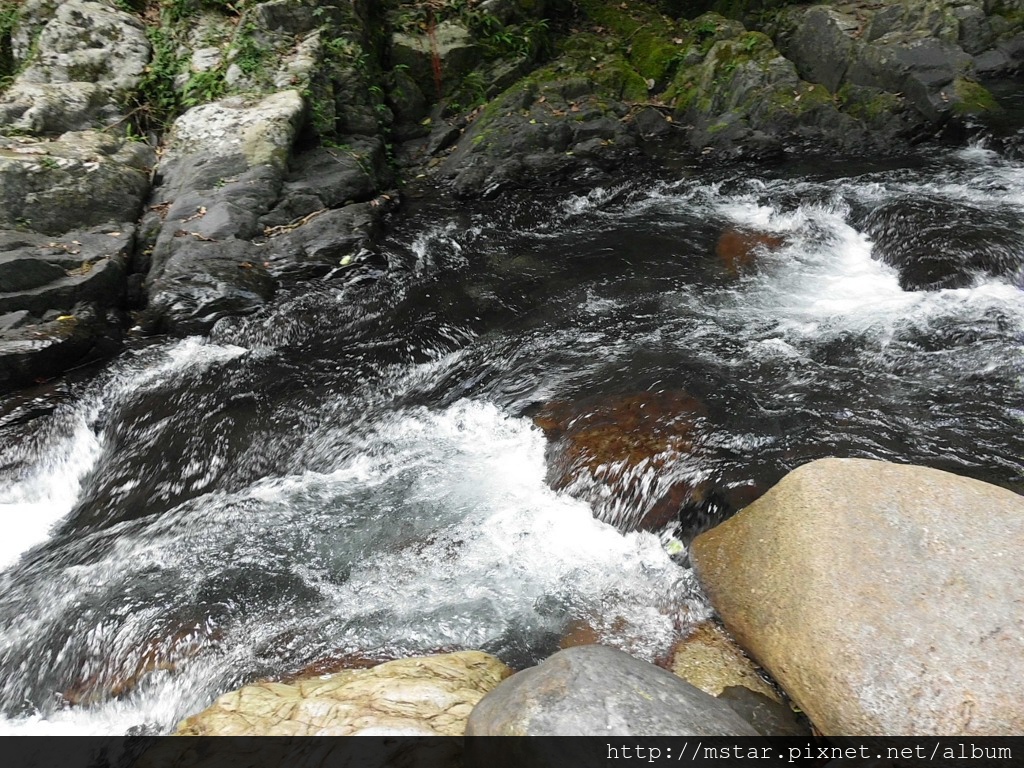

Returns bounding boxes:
[231,22,272,79]
[0,0,19,86]
[123,22,185,134]
[181,68,226,106]
[113,0,148,13]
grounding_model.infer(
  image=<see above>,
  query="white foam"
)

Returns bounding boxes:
[0,399,704,734]
[0,417,103,571]
[0,339,246,572]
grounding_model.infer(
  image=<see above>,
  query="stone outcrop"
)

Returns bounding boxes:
[174,651,511,736]
[0,0,150,135]
[0,130,152,390]
[138,91,302,334]
[465,644,759,735]
[772,1,1021,133]
[691,458,1024,736]
[0,131,153,235]
[137,89,396,334]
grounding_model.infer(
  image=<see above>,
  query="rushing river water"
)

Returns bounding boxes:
[0,144,1022,734]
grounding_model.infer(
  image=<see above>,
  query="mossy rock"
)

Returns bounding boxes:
[951,76,1000,116]
[576,0,686,84]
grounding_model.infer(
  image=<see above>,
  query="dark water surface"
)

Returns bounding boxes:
[0,146,1021,733]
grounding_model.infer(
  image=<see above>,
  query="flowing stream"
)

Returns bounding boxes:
[1,145,1022,734]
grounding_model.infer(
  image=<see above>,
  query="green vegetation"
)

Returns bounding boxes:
[163,0,245,24]
[121,0,284,135]
[576,0,682,84]
[113,0,149,13]
[124,17,186,134]
[0,0,20,90]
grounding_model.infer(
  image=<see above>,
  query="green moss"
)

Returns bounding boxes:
[836,84,902,121]
[576,0,683,83]
[766,81,831,117]
[594,58,649,101]
[952,77,999,116]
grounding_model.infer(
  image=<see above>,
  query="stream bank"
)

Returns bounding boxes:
[3,0,1024,386]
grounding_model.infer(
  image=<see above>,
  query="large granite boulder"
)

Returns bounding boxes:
[175,651,511,736]
[691,458,1024,736]
[465,644,759,736]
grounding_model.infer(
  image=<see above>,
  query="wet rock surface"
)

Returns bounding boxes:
[533,391,712,533]
[691,458,1024,736]
[715,228,787,276]
[0,225,136,390]
[857,196,1024,290]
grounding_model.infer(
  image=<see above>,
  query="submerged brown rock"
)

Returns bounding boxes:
[63,620,221,706]
[715,229,786,277]
[533,391,710,532]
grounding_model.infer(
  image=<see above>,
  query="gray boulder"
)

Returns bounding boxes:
[776,2,1004,127]
[141,90,394,333]
[391,20,480,99]
[0,301,122,391]
[691,458,1024,736]
[141,92,304,332]
[465,645,759,736]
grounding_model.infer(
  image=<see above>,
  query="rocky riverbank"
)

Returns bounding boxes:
[3,0,1024,389]
[163,458,1024,736]
[2,0,1023,739]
